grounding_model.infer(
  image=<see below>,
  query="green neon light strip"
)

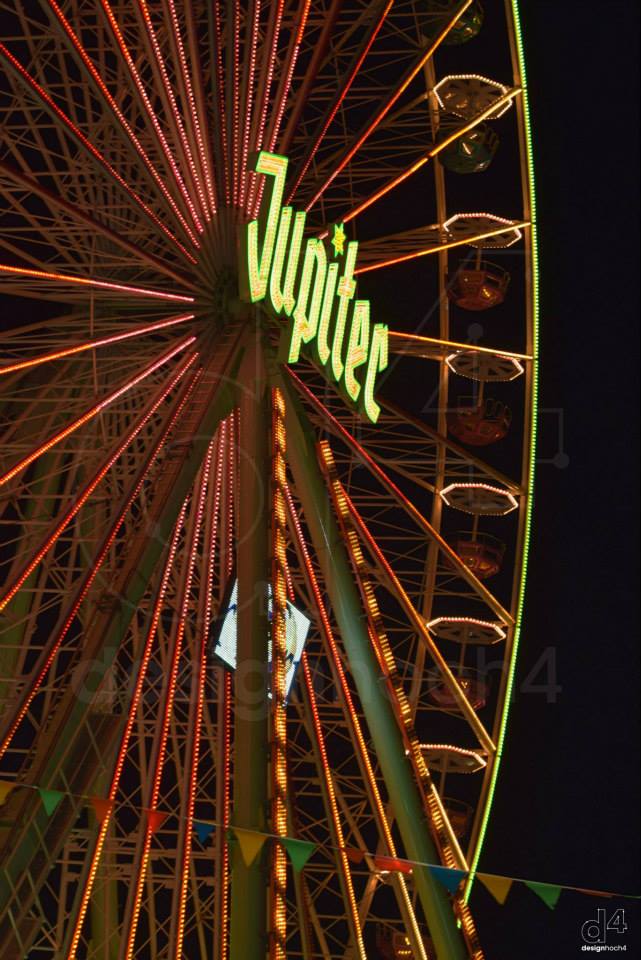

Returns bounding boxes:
[464,0,540,903]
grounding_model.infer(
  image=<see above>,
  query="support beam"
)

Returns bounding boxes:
[229,326,270,960]
[280,373,468,960]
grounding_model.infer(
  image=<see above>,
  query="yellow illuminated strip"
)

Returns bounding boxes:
[320,443,486,953]
[343,88,521,224]
[285,482,428,960]
[270,388,288,960]
[354,222,529,275]
[300,652,366,959]
[318,442,469,867]
[464,0,540,907]
[304,0,475,212]
[387,330,532,362]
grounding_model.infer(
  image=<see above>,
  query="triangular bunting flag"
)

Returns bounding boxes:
[345,847,365,864]
[282,837,316,873]
[89,796,114,824]
[524,881,562,910]
[374,855,413,875]
[428,864,467,894]
[478,873,513,905]
[39,788,63,816]
[574,888,614,899]
[194,820,215,845]
[232,827,267,867]
[0,780,15,807]
[145,809,168,834]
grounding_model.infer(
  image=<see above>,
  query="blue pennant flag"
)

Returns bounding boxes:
[194,820,215,845]
[428,864,467,894]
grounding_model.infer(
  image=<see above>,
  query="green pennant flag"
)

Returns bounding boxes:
[428,864,467,894]
[0,780,15,807]
[39,788,63,816]
[524,881,562,910]
[281,837,316,873]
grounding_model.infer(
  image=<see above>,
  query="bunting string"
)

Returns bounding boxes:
[0,778,638,908]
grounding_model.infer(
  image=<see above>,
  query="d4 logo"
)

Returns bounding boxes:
[581,908,627,945]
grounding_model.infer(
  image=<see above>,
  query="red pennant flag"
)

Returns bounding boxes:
[374,855,413,874]
[145,809,168,834]
[345,847,365,864]
[574,888,614,899]
[89,796,114,824]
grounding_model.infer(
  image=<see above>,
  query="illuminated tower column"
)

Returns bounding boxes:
[229,321,270,960]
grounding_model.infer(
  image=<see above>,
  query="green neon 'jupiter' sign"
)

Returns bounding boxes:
[239,151,388,423]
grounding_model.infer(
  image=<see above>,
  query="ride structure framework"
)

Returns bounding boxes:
[0,0,537,957]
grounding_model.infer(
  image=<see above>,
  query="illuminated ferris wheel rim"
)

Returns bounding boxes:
[0,1,537,958]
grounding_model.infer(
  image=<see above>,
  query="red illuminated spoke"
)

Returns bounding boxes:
[136,0,210,222]
[303,0,474,212]
[231,0,242,206]
[46,0,202,247]
[0,347,197,611]
[251,0,313,217]
[0,336,195,490]
[0,160,194,287]
[0,43,198,264]
[0,262,195,302]
[238,0,262,211]
[0,363,200,762]
[65,497,191,960]
[355,221,529,275]
[285,0,393,206]
[245,0,286,215]
[0,314,195,378]
[170,436,224,957]
[97,0,205,236]
[211,0,231,205]
[121,452,212,960]
[166,0,218,218]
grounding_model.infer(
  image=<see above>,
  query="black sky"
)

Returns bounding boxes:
[470,3,640,957]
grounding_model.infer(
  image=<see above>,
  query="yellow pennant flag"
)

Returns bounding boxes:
[478,873,513,905]
[232,827,268,867]
[0,780,15,807]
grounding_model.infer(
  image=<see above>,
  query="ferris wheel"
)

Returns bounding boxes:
[0,0,537,957]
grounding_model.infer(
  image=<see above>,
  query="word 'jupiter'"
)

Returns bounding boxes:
[240,151,389,424]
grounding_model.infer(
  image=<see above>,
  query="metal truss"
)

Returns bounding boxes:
[0,0,536,957]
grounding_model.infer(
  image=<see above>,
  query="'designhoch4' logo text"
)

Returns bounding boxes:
[581,908,628,952]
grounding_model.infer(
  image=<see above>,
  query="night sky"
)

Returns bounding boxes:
[470,3,640,957]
